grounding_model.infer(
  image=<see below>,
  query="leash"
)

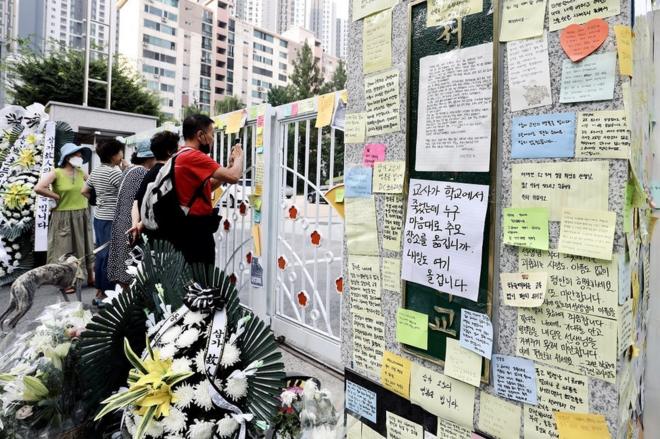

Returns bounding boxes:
[76,241,110,262]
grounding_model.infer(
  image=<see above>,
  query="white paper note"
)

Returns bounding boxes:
[507,33,552,112]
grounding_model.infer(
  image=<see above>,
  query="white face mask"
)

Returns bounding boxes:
[68,156,84,168]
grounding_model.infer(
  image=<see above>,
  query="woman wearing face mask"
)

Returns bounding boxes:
[35,143,95,290]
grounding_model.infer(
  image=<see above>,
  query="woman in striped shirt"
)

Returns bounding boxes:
[82,139,127,304]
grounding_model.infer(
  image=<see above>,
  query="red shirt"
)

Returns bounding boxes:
[174,147,220,216]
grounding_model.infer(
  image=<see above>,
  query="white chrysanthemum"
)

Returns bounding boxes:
[193,381,213,410]
[161,325,183,345]
[163,407,187,433]
[130,413,143,436]
[176,327,200,349]
[164,435,186,439]
[146,419,164,438]
[280,389,297,407]
[159,343,177,359]
[194,349,206,373]
[225,375,248,401]
[220,343,241,367]
[173,383,195,409]
[171,357,192,374]
[124,412,136,435]
[183,311,205,326]
[215,416,239,438]
[187,418,214,439]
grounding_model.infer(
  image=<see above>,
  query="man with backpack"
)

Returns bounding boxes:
[137,114,243,266]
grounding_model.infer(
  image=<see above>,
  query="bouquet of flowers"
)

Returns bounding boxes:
[0,302,92,437]
[272,380,340,439]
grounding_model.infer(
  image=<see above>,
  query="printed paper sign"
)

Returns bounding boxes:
[507,34,552,112]
[459,309,493,359]
[492,354,538,404]
[415,43,493,172]
[402,179,489,301]
[511,113,575,159]
[500,271,547,307]
[559,52,616,103]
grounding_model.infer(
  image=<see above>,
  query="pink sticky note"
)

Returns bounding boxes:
[257,115,264,127]
[362,143,386,167]
[291,103,299,116]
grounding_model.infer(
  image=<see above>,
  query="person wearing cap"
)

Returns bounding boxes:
[35,143,95,290]
[106,140,156,287]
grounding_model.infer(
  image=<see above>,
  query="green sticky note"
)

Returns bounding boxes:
[502,207,549,250]
[336,187,345,203]
[396,308,428,350]
[624,180,634,233]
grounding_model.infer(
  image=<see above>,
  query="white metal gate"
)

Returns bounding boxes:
[212,98,344,369]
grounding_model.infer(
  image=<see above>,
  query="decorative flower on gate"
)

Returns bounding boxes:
[335,277,343,294]
[239,202,248,216]
[229,273,237,285]
[223,219,231,232]
[297,291,309,308]
[310,230,321,246]
[288,206,298,220]
[277,256,287,270]
[246,252,253,264]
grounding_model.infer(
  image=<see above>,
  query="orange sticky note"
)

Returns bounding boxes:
[559,19,608,62]
[554,412,611,439]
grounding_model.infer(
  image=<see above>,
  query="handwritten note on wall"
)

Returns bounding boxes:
[363,143,387,167]
[386,411,423,439]
[381,351,411,399]
[548,0,620,31]
[363,8,392,74]
[517,307,617,382]
[500,0,547,41]
[558,208,616,260]
[346,380,378,423]
[373,161,406,194]
[459,309,493,359]
[575,110,630,159]
[352,0,398,21]
[524,364,588,439]
[353,310,385,376]
[507,34,552,112]
[511,161,609,221]
[444,338,482,387]
[614,25,633,76]
[492,354,538,404]
[345,197,379,255]
[396,308,428,350]
[415,43,493,172]
[365,69,401,137]
[383,195,404,251]
[345,113,367,144]
[511,113,575,158]
[477,393,522,439]
[503,207,549,250]
[410,363,476,428]
[402,179,489,301]
[436,419,471,439]
[554,413,611,438]
[618,299,633,354]
[559,52,616,103]
[348,255,382,312]
[500,271,547,307]
[426,0,482,26]
[383,257,402,293]
[518,248,618,319]
[345,167,373,197]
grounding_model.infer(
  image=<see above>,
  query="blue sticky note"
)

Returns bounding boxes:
[345,166,372,197]
[650,181,660,208]
[559,52,616,103]
[492,354,538,405]
[511,113,576,159]
[345,381,377,423]
[619,254,631,305]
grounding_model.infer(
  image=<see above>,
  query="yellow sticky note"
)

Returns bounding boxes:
[386,411,423,439]
[621,82,632,128]
[631,270,640,314]
[558,208,616,260]
[380,351,411,399]
[373,161,406,194]
[340,89,348,104]
[382,257,401,294]
[345,197,379,255]
[444,338,482,387]
[345,113,367,144]
[500,0,547,41]
[554,412,611,439]
[575,111,630,159]
[315,93,336,128]
[383,195,404,252]
[548,0,620,31]
[352,0,398,21]
[353,310,385,376]
[226,110,245,134]
[436,418,471,439]
[503,207,549,250]
[348,255,382,313]
[325,185,345,218]
[410,363,475,428]
[500,272,547,307]
[251,224,261,256]
[396,308,428,350]
[614,25,633,76]
[347,414,362,439]
[427,0,483,27]
[365,69,400,137]
[335,187,345,203]
[212,186,224,208]
[363,8,392,74]
[478,393,522,439]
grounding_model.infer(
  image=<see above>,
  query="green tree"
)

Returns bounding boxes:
[289,41,324,100]
[321,59,347,94]
[214,95,244,115]
[266,84,296,107]
[182,103,208,118]
[5,47,160,117]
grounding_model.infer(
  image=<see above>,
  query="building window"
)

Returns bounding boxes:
[253,43,273,54]
[252,78,271,88]
[202,36,212,50]
[252,66,273,77]
[200,91,211,104]
[200,64,211,77]
[280,40,288,48]
[143,64,176,78]
[253,54,273,66]
[160,97,174,106]
[227,84,233,94]
[279,51,287,59]
[144,19,176,35]
[227,59,234,71]
[200,78,211,90]
[201,50,212,64]
[218,1,228,9]
[161,83,175,92]
[279,62,287,70]
[218,20,227,28]
[144,5,177,21]
[143,34,175,50]
[217,33,227,41]
[143,49,176,64]
[279,74,287,82]
[155,0,178,7]
[254,29,274,42]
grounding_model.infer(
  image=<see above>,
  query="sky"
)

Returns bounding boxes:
[336,0,348,20]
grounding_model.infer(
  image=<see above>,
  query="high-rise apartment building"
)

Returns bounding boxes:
[335,17,345,59]
[308,0,335,57]
[0,0,16,106]
[233,0,277,33]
